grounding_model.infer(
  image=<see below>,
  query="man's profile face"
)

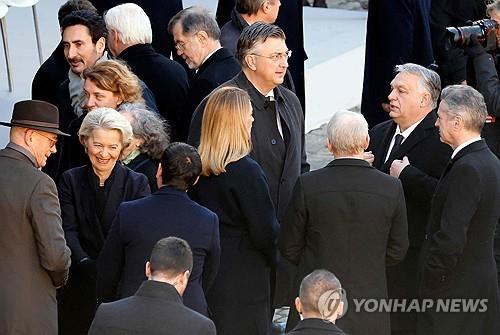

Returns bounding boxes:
[172,23,205,70]
[26,129,58,168]
[62,24,105,75]
[387,72,425,127]
[435,100,454,147]
[489,10,500,48]
[251,37,289,90]
[265,0,281,23]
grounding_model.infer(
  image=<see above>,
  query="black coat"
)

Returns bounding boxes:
[287,318,347,335]
[280,158,409,335]
[361,0,434,127]
[467,50,500,158]
[57,163,150,335]
[187,47,240,126]
[89,280,216,335]
[117,43,190,141]
[368,111,452,333]
[97,186,220,316]
[193,156,279,335]
[188,71,309,220]
[91,0,182,59]
[31,42,69,105]
[124,152,159,193]
[418,140,500,335]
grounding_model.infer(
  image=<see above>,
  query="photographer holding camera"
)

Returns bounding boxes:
[462,1,500,159]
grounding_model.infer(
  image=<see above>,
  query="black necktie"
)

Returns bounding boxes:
[388,134,404,160]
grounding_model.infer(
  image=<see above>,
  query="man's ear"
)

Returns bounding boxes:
[145,261,152,278]
[326,138,334,154]
[196,31,209,45]
[364,134,370,150]
[295,297,302,314]
[420,92,431,108]
[262,0,271,14]
[245,54,257,71]
[96,36,106,55]
[156,163,163,188]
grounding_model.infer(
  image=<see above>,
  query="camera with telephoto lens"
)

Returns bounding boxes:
[446,19,498,51]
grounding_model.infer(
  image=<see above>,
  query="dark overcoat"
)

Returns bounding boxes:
[124,152,159,193]
[361,0,434,127]
[97,186,220,316]
[57,163,150,335]
[193,156,279,335]
[418,140,500,335]
[0,145,71,335]
[287,318,347,335]
[280,158,409,335]
[186,47,240,126]
[118,43,190,141]
[368,111,452,333]
[89,280,216,335]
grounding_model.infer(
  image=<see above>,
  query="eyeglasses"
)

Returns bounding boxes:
[250,50,292,62]
[174,40,190,51]
[33,130,58,148]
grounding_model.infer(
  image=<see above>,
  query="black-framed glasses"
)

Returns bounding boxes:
[250,50,292,62]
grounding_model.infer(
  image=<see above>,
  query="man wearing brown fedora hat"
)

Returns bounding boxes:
[0,100,72,334]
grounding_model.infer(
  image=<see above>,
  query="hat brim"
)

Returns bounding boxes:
[0,121,70,136]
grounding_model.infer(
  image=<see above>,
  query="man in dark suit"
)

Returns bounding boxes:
[368,63,452,335]
[104,3,189,142]
[168,6,240,136]
[90,237,216,335]
[418,85,500,335]
[281,110,409,334]
[0,100,72,334]
[362,0,434,127]
[31,0,97,106]
[97,142,220,317]
[287,270,347,335]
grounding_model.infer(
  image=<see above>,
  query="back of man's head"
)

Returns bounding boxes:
[105,3,153,45]
[326,110,369,157]
[149,237,193,279]
[160,142,201,191]
[58,0,97,27]
[236,22,285,66]
[297,270,344,321]
[61,10,108,44]
[168,6,220,41]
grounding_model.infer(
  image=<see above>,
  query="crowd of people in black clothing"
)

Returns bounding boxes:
[1,0,500,335]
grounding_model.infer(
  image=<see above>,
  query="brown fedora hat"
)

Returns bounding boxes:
[0,100,70,136]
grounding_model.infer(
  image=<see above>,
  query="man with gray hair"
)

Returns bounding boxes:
[418,85,500,335]
[287,270,347,334]
[368,63,452,335]
[104,3,189,141]
[281,110,408,334]
[168,6,240,128]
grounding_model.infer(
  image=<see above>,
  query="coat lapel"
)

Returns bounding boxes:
[100,164,127,236]
[82,166,105,244]
[374,122,397,170]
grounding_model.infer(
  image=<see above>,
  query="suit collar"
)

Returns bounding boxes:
[6,142,37,168]
[230,8,248,31]
[135,280,183,304]
[156,185,190,198]
[291,318,345,334]
[451,139,488,162]
[118,43,156,60]
[196,47,232,77]
[327,157,372,168]
[380,111,437,171]
[234,71,285,111]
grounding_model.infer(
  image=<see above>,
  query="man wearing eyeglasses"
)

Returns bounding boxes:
[0,100,72,334]
[188,22,309,322]
[169,6,240,136]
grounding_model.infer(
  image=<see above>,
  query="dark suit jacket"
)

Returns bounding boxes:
[280,158,409,335]
[97,186,220,316]
[188,71,309,220]
[361,0,434,127]
[31,42,69,105]
[118,43,190,142]
[187,47,240,126]
[89,280,216,335]
[124,152,159,193]
[287,318,347,335]
[418,140,500,335]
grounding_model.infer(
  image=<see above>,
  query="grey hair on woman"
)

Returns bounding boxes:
[78,107,133,149]
[119,103,170,160]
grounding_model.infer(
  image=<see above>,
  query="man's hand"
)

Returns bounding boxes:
[390,156,410,178]
[363,151,374,166]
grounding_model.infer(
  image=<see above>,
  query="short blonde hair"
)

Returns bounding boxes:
[198,86,252,176]
[78,107,133,150]
[83,59,144,105]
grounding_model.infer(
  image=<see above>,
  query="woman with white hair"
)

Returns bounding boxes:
[57,107,150,335]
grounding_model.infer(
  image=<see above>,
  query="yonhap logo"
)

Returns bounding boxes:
[317,288,348,321]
